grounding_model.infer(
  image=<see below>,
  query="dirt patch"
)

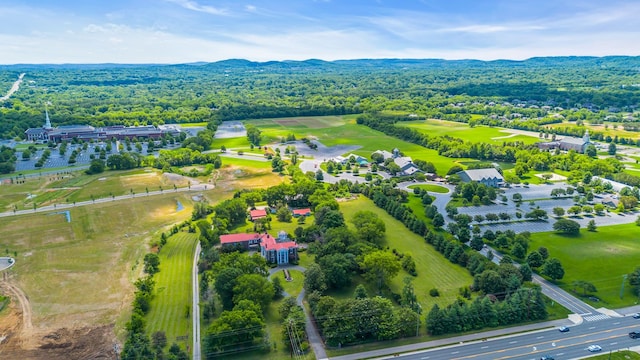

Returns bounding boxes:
[534,173,567,181]
[0,273,116,359]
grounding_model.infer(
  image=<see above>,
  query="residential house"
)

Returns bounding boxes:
[249,209,268,221]
[292,208,311,217]
[373,148,421,176]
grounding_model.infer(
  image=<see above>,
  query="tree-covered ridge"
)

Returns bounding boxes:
[1,56,640,139]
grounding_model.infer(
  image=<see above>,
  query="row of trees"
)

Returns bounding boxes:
[426,288,547,335]
[121,231,189,360]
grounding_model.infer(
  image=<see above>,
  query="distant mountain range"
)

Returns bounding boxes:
[1,56,639,71]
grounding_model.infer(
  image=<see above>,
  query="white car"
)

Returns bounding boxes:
[587,345,602,352]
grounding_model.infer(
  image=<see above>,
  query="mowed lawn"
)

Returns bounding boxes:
[340,196,473,308]
[530,223,640,308]
[399,119,540,145]
[242,116,474,175]
[146,232,198,350]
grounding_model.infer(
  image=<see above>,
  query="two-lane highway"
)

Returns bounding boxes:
[389,316,640,360]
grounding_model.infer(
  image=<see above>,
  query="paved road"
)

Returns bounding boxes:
[366,316,640,360]
[0,72,25,101]
[192,242,202,360]
[0,183,212,218]
[268,265,329,360]
[479,246,601,317]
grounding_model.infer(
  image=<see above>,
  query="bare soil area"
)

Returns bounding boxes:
[0,272,115,359]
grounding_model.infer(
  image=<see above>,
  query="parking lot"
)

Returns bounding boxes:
[14,141,180,172]
[455,183,639,232]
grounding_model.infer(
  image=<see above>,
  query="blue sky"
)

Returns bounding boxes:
[1,0,639,64]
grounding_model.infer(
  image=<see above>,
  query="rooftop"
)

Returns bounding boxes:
[262,234,297,251]
[458,168,504,181]
[220,233,263,244]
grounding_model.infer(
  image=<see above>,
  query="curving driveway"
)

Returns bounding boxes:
[268,265,328,360]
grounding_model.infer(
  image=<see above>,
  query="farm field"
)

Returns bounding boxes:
[0,193,195,357]
[146,232,198,352]
[399,119,541,145]
[339,196,473,308]
[529,222,640,308]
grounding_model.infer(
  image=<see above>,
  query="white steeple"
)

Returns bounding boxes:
[583,129,590,144]
[44,104,52,130]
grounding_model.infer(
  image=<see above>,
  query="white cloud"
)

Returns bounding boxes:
[165,0,229,16]
[438,24,545,34]
[245,5,257,12]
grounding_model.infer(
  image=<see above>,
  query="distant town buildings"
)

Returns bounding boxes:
[25,109,182,143]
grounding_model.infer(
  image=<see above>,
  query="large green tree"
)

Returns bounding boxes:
[542,258,565,281]
[232,274,275,312]
[359,250,401,292]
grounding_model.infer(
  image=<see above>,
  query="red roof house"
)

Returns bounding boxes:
[220,233,264,249]
[292,208,311,217]
[249,209,268,221]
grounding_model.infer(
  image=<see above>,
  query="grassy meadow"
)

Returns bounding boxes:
[530,222,640,308]
[228,115,482,175]
[146,232,198,351]
[399,119,541,145]
[0,193,195,336]
[339,196,473,308]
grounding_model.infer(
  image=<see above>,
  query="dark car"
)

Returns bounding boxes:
[558,326,570,332]
[540,355,555,360]
[630,331,640,339]
[633,313,640,319]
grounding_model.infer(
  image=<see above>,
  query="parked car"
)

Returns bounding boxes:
[558,326,570,332]
[630,331,640,339]
[633,313,640,319]
[587,345,602,352]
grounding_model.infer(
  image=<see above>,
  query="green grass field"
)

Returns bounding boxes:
[399,120,540,145]
[340,196,473,308]
[242,115,477,175]
[530,223,640,308]
[408,184,449,193]
[588,351,640,360]
[0,193,195,338]
[146,232,197,351]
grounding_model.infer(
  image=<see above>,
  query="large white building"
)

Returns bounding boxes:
[457,168,505,188]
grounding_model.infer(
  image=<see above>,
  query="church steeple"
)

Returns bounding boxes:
[44,104,52,130]
[583,129,590,144]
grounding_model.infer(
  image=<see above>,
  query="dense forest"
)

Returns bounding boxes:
[1,56,640,139]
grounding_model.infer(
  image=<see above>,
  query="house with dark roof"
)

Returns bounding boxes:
[373,148,421,176]
[537,130,591,154]
[457,168,505,188]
